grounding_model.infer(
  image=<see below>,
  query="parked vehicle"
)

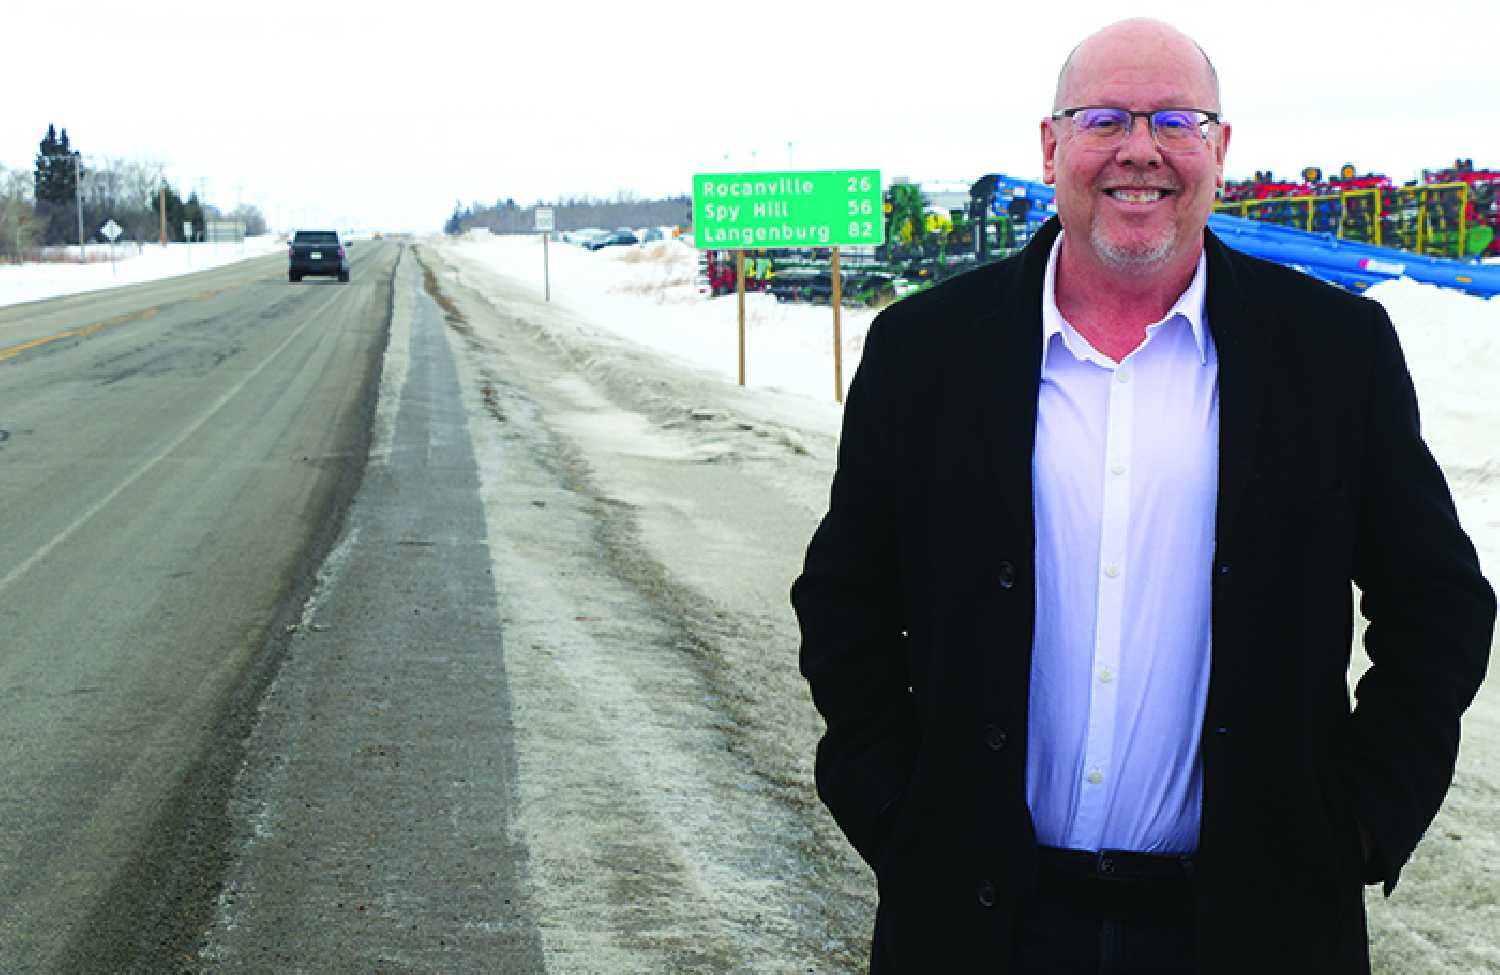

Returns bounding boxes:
[288,230,349,283]
[585,230,639,251]
[568,228,609,248]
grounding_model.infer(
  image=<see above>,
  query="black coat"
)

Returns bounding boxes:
[792,217,1495,973]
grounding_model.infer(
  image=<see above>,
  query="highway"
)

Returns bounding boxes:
[0,242,395,970]
[0,238,877,973]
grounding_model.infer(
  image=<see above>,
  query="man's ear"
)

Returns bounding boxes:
[1041,118,1058,185]
[1215,122,1233,188]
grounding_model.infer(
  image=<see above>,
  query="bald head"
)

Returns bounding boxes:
[1053,18,1220,113]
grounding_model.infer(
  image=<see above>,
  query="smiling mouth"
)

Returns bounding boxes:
[1106,188,1173,203]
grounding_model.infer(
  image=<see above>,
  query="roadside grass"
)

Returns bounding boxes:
[608,243,699,303]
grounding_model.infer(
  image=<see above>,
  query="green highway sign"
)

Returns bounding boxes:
[692,169,884,249]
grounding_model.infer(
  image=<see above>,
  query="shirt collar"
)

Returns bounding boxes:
[1041,230,1211,371]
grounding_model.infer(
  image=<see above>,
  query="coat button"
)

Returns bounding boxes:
[997,561,1017,590]
[977,879,997,908]
[985,725,1008,751]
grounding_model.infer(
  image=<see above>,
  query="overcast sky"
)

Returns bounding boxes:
[7,0,1498,233]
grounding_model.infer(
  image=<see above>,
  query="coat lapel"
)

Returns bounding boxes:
[978,221,1055,540]
[1204,230,1271,550]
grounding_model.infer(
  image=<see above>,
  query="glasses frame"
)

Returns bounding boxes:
[1051,107,1223,152]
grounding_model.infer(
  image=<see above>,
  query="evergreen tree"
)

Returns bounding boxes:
[161,182,189,241]
[183,191,204,241]
[33,125,86,245]
[33,125,78,206]
[444,201,466,235]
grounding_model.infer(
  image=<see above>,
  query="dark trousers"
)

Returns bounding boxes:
[1011,847,1198,975]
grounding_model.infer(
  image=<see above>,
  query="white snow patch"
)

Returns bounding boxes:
[1367,278,1500,577]
[0,236,285,308]
[443,233,874,411]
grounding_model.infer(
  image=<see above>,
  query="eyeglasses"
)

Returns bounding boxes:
[1051,107,1222,152]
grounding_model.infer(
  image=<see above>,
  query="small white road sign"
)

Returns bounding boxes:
[100,219,122,241]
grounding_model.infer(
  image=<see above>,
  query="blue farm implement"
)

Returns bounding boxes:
[1209,212,1500,298]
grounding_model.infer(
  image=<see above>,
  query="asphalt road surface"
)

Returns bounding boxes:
[193,248,546,971]
[0,240,879,974]
[0,242,395,971]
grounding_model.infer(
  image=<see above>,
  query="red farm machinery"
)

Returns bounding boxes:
[1217,160,1499,258]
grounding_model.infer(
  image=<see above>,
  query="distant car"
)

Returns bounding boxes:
[585,230,639,251]
[288,230,349,283]
[569,228,608,248]
[638,227,664,244]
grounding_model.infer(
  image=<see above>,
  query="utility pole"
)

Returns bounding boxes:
[74,152,85,263]
[159,181,167,246]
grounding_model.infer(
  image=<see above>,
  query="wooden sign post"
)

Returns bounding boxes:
[736,251,747,385]
[690,169,882,400]
[831,246,843,403]
[535,208,555,302]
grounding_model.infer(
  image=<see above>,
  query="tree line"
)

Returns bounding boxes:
[445,191,692,236]
[0,124,268,262]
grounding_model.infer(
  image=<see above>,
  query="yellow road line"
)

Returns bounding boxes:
[0,306,160,363]
[0,284,344,597]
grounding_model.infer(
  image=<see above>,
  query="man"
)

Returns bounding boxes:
[792,18,1494,974]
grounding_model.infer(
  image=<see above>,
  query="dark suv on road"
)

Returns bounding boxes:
[288,230,349,283]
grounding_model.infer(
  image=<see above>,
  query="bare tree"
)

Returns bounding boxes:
[69,156,173,252]
[0,165,38,262]
[229,203,268,236]
[115,158,167,249]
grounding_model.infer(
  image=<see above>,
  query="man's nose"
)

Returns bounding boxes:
[1114,117,1163,167]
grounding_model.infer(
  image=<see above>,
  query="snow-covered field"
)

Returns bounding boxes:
[467,231,875,418]
[0,236,285,308]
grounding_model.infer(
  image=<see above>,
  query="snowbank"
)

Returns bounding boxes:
[447,234,878,406]
[0,236,285,309]
[1367,278,1500,577]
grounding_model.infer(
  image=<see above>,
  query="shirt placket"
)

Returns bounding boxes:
[1068,356,1135,850]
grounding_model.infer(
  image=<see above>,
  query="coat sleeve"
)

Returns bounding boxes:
[791,317,918,869]
[1344,302,1496,896]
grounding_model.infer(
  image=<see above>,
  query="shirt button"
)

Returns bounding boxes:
[977,879,997,908]
[1098,666,1115,683]
[1104,564,1120,579]
[1116,369,1131,384]
[1111,462,1126,476]
[985,725,1008,751]
[1087,770,1104,785]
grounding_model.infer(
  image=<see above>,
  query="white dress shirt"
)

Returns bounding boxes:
[1025,232,1220,854]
